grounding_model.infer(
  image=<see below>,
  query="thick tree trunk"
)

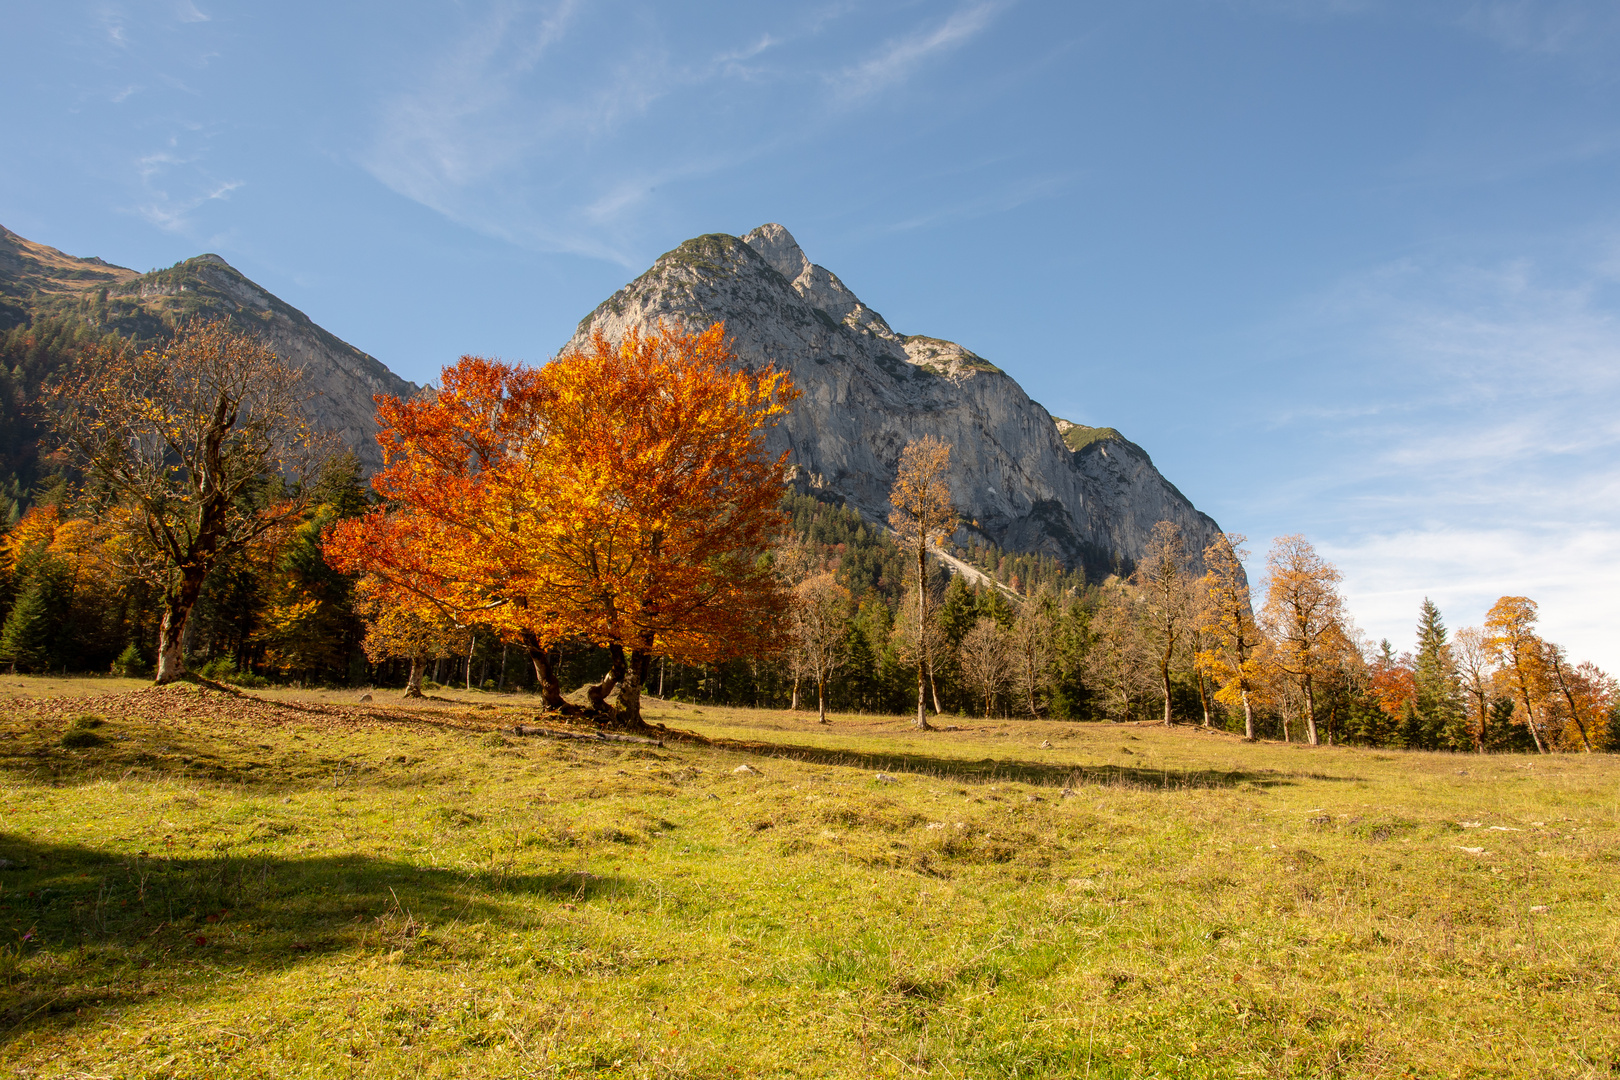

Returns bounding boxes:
[791,676,801,711]
[404,654,426,698]
[1241,688,1255,741]
[817,678,828,724]
[1161,660,1173,727]
[1304,677,1320,746]
[521,631,568,710]
[587,645,626,718]
[612,647,654,728]
[153,569,208,684]
[928,662,943,715]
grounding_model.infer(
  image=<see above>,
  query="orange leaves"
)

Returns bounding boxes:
[325,321,798,667]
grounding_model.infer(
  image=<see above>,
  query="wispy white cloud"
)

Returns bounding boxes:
[830,3,1004,102]
[1245,235,1620,662]
[1457,0,1620,56]
[127,142,242,231]
[361,1,1016,264]
[176,0,210,24]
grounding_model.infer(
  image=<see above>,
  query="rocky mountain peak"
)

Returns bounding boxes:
[568,224,1225,578]
[740,223,809,280]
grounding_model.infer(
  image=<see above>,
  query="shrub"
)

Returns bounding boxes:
[197,656,269,689]
[111,642,149,678]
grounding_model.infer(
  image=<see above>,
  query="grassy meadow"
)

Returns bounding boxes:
[0,675,1616,1078]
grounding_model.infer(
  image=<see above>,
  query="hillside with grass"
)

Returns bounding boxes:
[1,677,1615,1078]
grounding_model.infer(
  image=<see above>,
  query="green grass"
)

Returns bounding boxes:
[1,677,1617,1078]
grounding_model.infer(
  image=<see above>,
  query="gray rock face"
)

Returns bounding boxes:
[0,225,419,475]
[109,256,420,474]
[566,225,1225,578]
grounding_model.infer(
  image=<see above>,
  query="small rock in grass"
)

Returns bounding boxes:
[733,764,761,775]
[1530,905,1549,913]
[359,693,373,703]
[1040,740,1052,748]
[874,773,898,784]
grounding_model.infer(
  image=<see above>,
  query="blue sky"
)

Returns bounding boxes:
[5,0,1620,665]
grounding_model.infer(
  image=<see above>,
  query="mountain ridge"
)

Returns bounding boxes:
[0,225,418,476]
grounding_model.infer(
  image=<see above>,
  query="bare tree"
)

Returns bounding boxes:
[892,580,949,716]
[50,320,326,683]
[1083,585,1154,721]
[1452,626,1493,753]
[958,616,1011,718]
[1009,589,1057,716]
[889,436,957,731]
[790,573,851,724]
[1133,520,1195,726]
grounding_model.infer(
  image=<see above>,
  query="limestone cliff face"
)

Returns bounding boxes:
[566,224,1224,577]
[0,225,418,474]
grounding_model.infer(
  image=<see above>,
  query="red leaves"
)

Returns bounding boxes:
[325,321,798,667]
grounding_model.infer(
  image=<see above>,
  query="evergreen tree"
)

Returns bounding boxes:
[0,562,69,671]
[938,576,977,646]
[1412,598,1464,750]
[1483,697,1536,753]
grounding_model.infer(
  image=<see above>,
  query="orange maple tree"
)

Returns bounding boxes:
[325,321,798,725]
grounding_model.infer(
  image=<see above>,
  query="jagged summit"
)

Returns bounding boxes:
[568,224,1224,578]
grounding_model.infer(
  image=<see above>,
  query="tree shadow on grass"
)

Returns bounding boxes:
[0,832,628,1047]
[691,736,1360,790]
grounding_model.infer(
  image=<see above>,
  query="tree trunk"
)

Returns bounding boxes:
[1161,658,1173,727]
[791,675,801,711]
[1240,687,1255,741]
[153,569,208,684]
[1517,677,1546,754]
[465,632,476,691]
[521,631,567,710]
[1196,670,1212,728]
[613,647,653,728]
[1304,677,1320,746]
[403,653,426,698]
[1552,657,1595,752]
[928,661,943,715]
[498,642,508,691]
[914,546,932,731]
[817,677,828,724]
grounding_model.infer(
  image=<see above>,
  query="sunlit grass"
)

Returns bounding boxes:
[1,676,1616,1077]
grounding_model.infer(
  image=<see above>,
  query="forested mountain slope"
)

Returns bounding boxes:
[0,225,418,510]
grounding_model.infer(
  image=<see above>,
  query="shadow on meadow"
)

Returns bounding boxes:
[692,735,1340,790]
[0,832,626,1045]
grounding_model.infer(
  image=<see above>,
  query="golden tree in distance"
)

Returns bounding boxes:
[1197,533,1265,741]
[1259,534,1349,746]
[1485,596,1549,754]
[888,435,957,731]
[49,319,326,684]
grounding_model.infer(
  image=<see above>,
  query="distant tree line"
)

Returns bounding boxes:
[1,317,1613,751]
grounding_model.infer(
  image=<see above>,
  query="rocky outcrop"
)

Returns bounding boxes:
[566,224,1224,577]
[0,225,419,474]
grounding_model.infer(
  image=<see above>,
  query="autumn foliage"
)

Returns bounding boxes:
[324,321,798,724]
